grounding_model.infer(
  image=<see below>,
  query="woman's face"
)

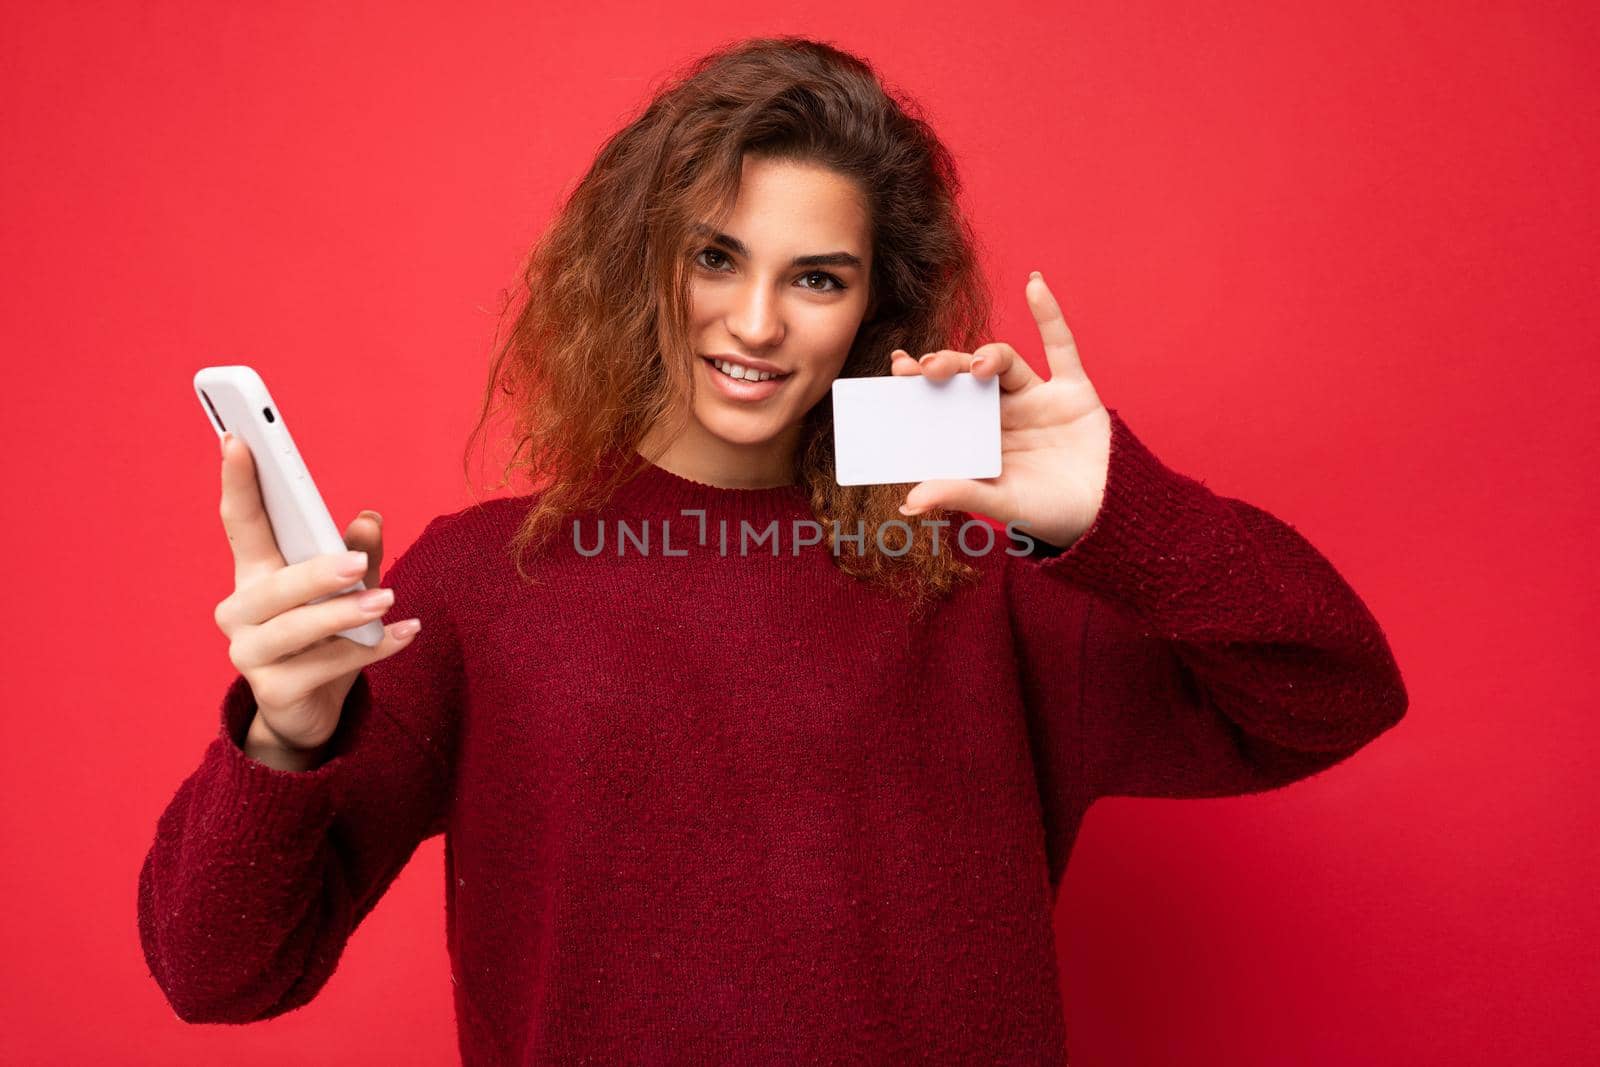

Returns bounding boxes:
[676,155,873,475]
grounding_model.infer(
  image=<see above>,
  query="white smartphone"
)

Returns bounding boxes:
[193,365,385,648]
[831,371,1001,486]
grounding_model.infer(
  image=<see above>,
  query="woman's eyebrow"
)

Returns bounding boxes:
[691,223,864,270]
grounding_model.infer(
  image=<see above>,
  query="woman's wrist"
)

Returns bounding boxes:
[243,711,331,773]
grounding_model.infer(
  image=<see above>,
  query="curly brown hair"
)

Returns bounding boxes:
[464,35,997,610]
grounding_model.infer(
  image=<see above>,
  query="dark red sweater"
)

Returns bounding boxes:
[138,407,1408,1063]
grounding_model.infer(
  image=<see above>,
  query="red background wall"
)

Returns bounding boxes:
[2,2,1594,1063]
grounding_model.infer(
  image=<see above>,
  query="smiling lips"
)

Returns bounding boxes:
[701,355,791,400]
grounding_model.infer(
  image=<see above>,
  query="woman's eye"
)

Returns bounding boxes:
[800,271,846,293]
[696,248,730,271]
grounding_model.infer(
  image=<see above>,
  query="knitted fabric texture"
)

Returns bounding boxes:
[137,407,1408,1064]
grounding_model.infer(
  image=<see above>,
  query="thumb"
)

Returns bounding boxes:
[899,479,1004,520]
[342,509,385,589]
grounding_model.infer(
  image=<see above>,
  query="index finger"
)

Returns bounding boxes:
[219,432,287,576]
[971,342,1042,394]
[1027,273,1086,382]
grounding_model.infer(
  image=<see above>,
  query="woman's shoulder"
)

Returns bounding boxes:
[406,494,539,571]
[431,493,536,535]
[423,490,597,588]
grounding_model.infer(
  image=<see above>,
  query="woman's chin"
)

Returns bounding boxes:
[691,407,790,447]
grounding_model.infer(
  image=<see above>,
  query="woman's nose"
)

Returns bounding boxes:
[726,282,783,349]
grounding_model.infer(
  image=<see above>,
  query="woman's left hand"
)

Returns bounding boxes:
[891,272,1112,552]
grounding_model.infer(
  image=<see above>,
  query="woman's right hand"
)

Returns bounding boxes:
[212,432,423,763]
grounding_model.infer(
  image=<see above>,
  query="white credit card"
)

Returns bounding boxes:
[831,371,1001,486]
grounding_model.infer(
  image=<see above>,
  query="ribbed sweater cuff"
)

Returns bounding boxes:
[1029,407,1225,624]
[198,672,344,845]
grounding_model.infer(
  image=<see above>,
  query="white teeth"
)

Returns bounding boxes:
[713,359,780,382]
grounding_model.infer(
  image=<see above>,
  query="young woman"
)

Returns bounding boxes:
[139,36,1408,1064]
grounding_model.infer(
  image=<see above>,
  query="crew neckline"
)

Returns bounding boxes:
[603,448,812,525]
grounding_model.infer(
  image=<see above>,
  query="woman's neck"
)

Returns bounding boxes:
[637,419,801,489]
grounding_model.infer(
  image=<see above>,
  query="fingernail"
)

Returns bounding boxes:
[899,504,924,517]
[918,353,935,364]
[357,587,394,611]
[220,432,231,455]
[1030,271,1042,281]
[359,509,383,527]
[338,550,369,577]
[971,355,985,371]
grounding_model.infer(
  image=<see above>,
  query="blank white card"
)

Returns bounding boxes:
[830,371,1001,487]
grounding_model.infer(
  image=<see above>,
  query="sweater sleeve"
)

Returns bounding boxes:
[1004,408,1408,855]
[136,513,464,1024]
